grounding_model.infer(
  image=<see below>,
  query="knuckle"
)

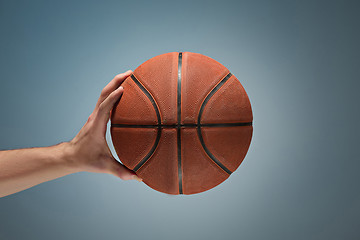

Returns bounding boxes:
[107,91,118,103]
[120,174,132,181]
[87,113,93,123]
[115,73,123,79]
[98,102,106,112]
[115,72,130,82]
[113,74,123,82]
[100,88,109,98]
[110,91,118,99]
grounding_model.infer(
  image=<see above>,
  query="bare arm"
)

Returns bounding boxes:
[0,70,141,198]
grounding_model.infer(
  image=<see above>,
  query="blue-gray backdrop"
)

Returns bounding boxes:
[0,0,359,239]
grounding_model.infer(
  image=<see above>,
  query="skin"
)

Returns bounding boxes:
[0,70,142,198]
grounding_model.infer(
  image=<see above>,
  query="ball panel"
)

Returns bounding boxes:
[110,127,158,170]
[201,126,253,172]
[201,75,253,124]
[182,52,229,124]
[136,129,179,195]
[181,128,229,194]
[133,52,178,125]
[111,76,157,125]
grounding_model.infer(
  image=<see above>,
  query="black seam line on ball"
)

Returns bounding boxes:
[130,74,162,172]
[196,72,233,175]
[177,52,182,127]
[111,122,252,128]
[177,52,183,194]
[177,127,182,194]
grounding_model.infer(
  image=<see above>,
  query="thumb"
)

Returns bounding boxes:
[107,158,142,182]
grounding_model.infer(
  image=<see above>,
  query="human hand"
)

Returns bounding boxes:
[65,70,142,181]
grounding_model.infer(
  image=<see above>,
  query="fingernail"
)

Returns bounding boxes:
[119,86,123,90]
[132,175,142,182]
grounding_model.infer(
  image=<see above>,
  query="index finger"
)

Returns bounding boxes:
[94,70,132,111]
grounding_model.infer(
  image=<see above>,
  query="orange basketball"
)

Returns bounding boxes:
[110,52,253,195]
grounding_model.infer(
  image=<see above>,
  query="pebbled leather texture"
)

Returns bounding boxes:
[111,52,253,195]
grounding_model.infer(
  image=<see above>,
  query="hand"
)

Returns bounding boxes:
[0,70,141,198]
[66,70,142,181]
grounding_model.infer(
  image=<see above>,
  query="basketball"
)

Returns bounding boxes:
[110,52,253,195]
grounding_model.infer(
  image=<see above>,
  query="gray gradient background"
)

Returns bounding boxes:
[0,0,359,239]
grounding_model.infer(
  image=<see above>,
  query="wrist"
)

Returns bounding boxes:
[55,142,81,173]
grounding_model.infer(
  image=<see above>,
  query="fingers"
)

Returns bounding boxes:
[95,70,132,111]
[95,86,124,125]
[107,159,142,181]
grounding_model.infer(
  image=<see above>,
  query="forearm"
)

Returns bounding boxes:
[0,143,77,198]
